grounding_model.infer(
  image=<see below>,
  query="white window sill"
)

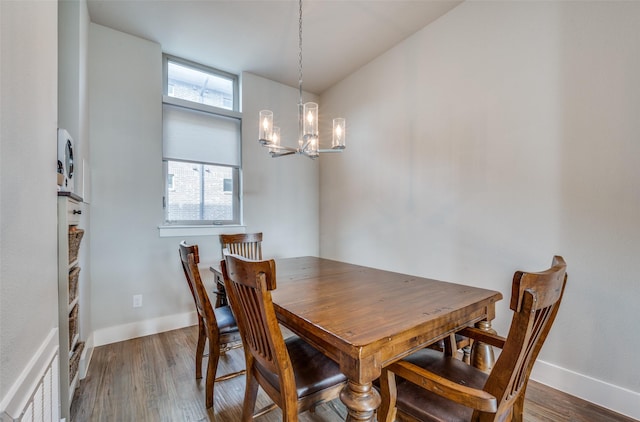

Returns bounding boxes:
[158,224,246,238]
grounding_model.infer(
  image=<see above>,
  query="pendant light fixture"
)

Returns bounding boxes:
[258,0,346,159]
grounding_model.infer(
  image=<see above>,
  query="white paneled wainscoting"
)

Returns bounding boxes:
[0,330,60,422]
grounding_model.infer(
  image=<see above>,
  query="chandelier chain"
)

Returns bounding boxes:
[298,0,303,104]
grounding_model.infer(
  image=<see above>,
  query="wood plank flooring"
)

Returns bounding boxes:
[71,326,637,422]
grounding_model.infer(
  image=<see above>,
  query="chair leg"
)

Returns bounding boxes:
[195,318,206,379]
[243,368,259,422]
[512,385,527,422]
[282,397,298,422]
[252,403,278,419]
[443,333,457,357]
[205,337,221,409]
[462,344,472,364]
[377,368,397,422]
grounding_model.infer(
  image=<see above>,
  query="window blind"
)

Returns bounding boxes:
[163,103,241,167]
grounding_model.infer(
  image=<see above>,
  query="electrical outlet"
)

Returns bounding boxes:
[133,294,143,308]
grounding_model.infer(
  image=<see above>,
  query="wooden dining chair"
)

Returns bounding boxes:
[220,232,263,260]
[378,256,568,422]
[221,253,347,421]
[214,233,264,308]
[178,241,245,409]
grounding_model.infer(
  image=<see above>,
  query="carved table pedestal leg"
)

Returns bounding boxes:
[340,380,381,422]
[470,320,497,373]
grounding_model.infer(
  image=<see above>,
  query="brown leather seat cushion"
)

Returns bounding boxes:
[213,305,238,334]
[394,348,489,422]
[257,336,347,399]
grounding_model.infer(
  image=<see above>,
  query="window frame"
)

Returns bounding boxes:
[160,54,243,232]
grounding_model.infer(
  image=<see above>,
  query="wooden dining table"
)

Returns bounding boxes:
[264,256,503,422]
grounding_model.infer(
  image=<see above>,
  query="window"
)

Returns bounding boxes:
[166,57,236,110]
[165,162,236,221]
[162,55,241,226]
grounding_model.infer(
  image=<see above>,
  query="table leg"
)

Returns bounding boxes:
[339,380,381,422]
[216,283,228,308]
[213,272,228,308]
[470,320,496,373]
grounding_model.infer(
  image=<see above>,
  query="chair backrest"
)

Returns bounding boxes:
[220,232,263,260]
[480,255,567,420]
[221,253,295,390]
[179,241,200,307]
[179,241,218,335]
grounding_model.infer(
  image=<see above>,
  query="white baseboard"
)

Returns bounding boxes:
[92,311,197,347]
[532,360,640,420]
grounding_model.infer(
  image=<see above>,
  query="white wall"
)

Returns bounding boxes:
[320,1,640,418]
[88,24,169,337]
[87,27,319,345]
[0,0,58,402]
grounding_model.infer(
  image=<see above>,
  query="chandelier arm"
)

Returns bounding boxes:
[270,151,298,158]
[317,148,345,153]
[267,144,298,153]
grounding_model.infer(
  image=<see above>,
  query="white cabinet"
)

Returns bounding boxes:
[58,193,85,420]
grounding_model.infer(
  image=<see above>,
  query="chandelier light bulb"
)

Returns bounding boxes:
[303,102,318,138]
[269,126,281,153]
[259,110,273,143]
[332,118,346,149]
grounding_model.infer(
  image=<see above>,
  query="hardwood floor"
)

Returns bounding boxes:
[71,326,636,422]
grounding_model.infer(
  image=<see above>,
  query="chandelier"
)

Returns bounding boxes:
[258,0,346,159]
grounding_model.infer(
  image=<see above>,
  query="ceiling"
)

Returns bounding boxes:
[87,0,462,95]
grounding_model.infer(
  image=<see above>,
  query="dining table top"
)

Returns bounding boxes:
[270,256,502,378]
